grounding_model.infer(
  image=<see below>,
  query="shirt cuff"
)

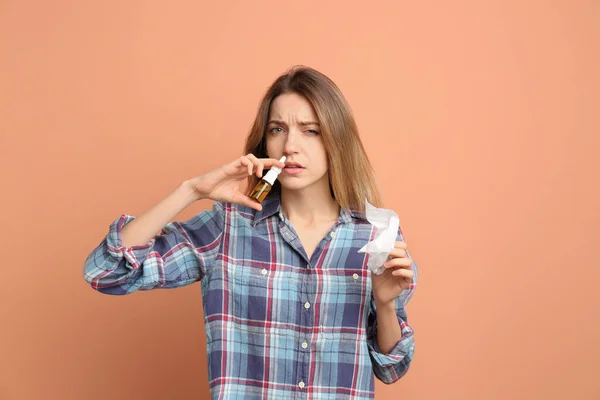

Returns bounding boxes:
[105,213,155,270]
[367,318,415,367]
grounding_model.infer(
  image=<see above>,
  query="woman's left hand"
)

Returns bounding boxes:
[371,241,414,306]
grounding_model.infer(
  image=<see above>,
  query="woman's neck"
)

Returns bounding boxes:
[280,186,339,225]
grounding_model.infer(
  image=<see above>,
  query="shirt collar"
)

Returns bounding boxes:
[251,192,357,226]
[252,194,282,226]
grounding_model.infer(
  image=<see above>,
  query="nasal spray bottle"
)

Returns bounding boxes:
[249,156,286,203]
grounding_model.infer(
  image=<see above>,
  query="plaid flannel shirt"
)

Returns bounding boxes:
[84,193,417,399]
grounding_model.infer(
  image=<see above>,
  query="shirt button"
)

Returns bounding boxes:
[298,381,305,389]
[329,231,335,238]
[304,302,311,309]
[302,341,308,349]
[352,273,359,280]
[261,269,267,275]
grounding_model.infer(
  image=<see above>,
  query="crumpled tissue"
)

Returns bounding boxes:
[357,199,399,275]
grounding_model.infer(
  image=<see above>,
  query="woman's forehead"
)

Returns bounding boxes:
[269,93,318,122]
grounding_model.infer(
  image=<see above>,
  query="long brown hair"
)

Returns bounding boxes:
[243,65,382,214]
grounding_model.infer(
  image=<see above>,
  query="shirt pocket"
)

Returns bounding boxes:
[319,268,372,340]
[230,263,298,336]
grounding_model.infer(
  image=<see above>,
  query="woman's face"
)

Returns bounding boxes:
[265,92,329,193]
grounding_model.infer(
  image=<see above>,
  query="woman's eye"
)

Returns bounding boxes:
[269,127,284,133]
[307,129,320,135]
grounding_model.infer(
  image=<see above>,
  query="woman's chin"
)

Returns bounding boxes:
[279,183,305,192]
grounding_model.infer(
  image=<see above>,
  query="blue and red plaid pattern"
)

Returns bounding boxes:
[84,193,417,399]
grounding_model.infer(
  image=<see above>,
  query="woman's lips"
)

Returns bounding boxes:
[283,166,304,175]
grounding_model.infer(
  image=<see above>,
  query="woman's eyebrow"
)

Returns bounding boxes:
[267,120,320,126]
[299,121,320,126]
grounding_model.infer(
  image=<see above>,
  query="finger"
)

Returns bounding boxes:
[394,241,408,250]
[261,157,286,169]
[240,156,253,176]
[246,199,263,211]
[232,193,263,211]
[388,248,408,258]
[392,268,414,279]
[246,154,264,178]
[384,257,413,269]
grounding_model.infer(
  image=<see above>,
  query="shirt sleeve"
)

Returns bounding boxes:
[366,227,418,384]
[83,201,225,295]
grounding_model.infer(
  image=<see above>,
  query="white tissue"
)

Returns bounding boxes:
[357,199,400,275]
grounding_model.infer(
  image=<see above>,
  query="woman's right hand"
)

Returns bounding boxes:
[186,154,285,211]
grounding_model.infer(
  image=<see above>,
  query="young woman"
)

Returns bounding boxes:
[84,66,418,399]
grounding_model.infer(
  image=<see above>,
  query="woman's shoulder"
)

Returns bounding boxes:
[214,201,259,221]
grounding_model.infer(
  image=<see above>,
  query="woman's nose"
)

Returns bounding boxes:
[283,132,298,154]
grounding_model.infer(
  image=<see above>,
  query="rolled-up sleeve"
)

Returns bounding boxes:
[366,228,418,384]
[83,201,225,295]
